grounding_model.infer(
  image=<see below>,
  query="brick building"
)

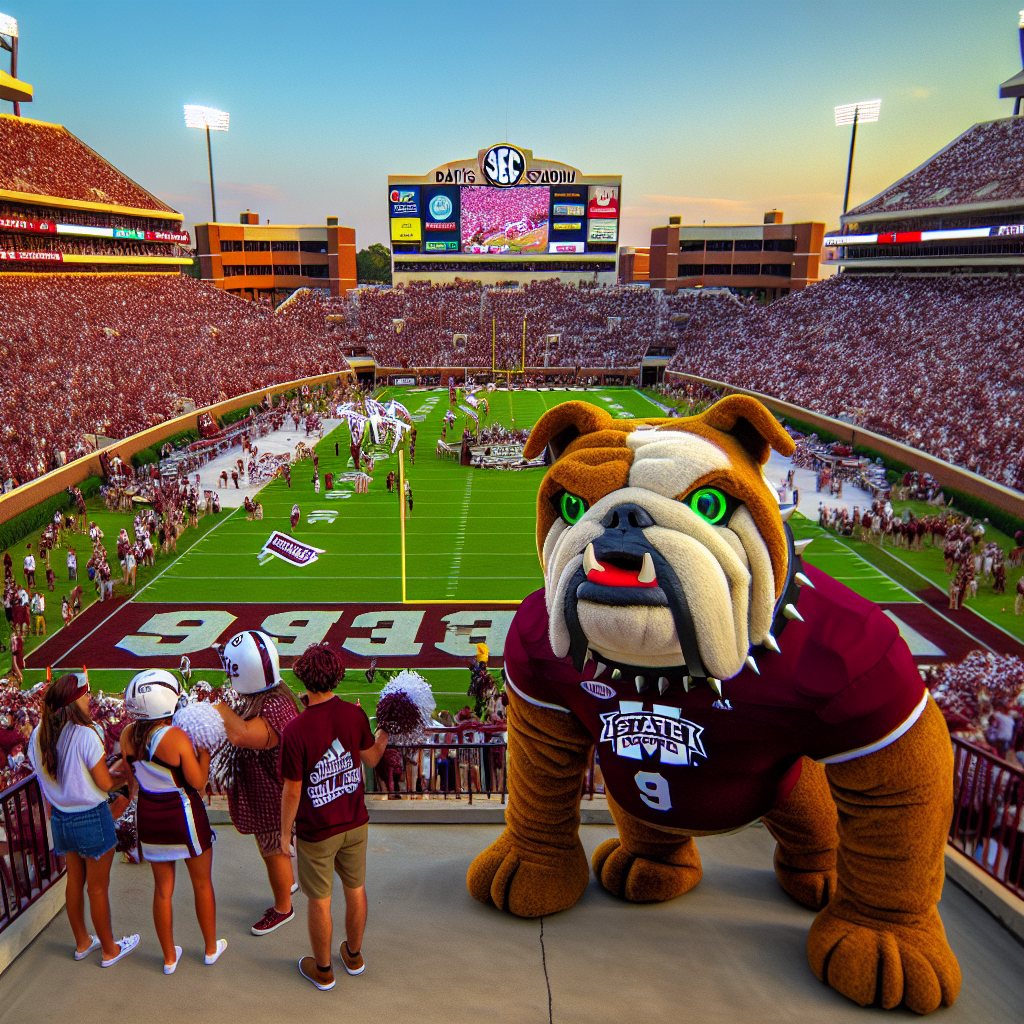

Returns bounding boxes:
[649,211,824,300]
[194,211,357,304]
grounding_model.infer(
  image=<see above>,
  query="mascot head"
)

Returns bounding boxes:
[525,395,805,689]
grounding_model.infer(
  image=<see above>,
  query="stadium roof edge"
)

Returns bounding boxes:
[0,112,182,220]
[840,194,1024,225]
[841,119,985,224]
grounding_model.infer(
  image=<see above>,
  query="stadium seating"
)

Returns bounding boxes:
[282,280,667,369]
[0,275,348,485]
[0,116,174,212]
[849,118,1024,217]
[667,274,1024,490]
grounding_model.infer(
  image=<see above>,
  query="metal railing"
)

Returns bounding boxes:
[0,775,65,935]
[365,726,601,805]
[949,735,1024,899]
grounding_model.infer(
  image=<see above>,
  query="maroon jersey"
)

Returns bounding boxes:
[503,564,926,833]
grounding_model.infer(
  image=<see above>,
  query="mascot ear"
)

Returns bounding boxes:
[697,395,796,465]
[523,401,616,462]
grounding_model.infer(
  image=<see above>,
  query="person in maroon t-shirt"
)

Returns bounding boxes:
[280,644,388,991]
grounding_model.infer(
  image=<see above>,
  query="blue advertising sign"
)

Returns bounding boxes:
[421,185,461,244]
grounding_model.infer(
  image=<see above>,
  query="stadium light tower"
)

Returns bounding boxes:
[835,99,881,215]
[184,104,229,222]
[997,12,1024,114]
[0,13,33,117]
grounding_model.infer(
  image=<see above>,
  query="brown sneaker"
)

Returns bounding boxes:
[298,956,335,990]
[340,941,365,975]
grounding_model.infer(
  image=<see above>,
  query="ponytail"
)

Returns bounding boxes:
[38,674,93,784]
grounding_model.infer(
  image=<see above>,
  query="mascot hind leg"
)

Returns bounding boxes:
[761,757,839,911]
[592,793,703,903]
[809,698,961,1014]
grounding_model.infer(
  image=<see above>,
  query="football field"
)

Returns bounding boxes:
[24,386,1024,705]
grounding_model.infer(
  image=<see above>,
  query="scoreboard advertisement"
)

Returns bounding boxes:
[387,144,621,258]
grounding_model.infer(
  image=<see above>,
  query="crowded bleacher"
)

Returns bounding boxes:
[282,279,670,370]
[667,273,1024,491]
[0,275,349,486]
[0,114,176,214]
[848,117,1024,218]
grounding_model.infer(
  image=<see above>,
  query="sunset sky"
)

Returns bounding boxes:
[9,0,1023,246]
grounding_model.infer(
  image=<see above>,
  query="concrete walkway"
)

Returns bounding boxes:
[197,418,344,509]
[4,824,1020,1023]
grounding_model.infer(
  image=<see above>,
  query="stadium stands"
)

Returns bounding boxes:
[668,274,1024,490]
[0,275,348,486]
[848,117,1024,217]
[282,280,670,369]
[0,114,175,213]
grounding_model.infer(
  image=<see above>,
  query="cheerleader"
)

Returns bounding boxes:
[121,670,226,974]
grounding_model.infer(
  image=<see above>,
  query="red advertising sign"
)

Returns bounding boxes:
[0,217,57,234]
[0,250,63,262]
[147,230,191,243]
[588,185,619,219]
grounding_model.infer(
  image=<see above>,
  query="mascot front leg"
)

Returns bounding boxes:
[467,692,593,918]
[592,794,703,903]
[809,698,961,1014]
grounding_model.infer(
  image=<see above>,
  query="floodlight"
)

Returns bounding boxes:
[184,104,229,131]
[1019,9,1024,28]
[0,13,17,37]
[184,105,230,222]
[834,100,881,127]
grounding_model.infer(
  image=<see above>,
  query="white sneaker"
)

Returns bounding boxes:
[101,933,140,968]
[74,935,101,961]
[163,945,183,975]
[205,938,228,965]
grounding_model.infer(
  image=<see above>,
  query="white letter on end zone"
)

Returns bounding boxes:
[116,611,238,656]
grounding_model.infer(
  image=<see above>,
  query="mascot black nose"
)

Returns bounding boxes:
[600,503,655,532]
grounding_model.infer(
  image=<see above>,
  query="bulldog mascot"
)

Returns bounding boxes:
[467,397,960,1014]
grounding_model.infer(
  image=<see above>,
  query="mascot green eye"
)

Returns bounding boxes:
[559,492,588,525]
[687,487,730,525]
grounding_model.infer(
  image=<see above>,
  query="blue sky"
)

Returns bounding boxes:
[8,0,1023,246]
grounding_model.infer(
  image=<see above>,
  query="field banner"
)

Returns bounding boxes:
[28,602,521,671]
[257,531,326,567]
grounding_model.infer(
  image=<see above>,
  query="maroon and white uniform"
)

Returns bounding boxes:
[502,565,926,833]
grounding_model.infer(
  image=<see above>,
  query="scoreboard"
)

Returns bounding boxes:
[387,144,621,267]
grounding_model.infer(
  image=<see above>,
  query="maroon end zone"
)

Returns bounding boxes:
[27,602,520,672]
[27,592,1019,676]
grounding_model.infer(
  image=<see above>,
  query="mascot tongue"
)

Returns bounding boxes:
[586,559,659,589]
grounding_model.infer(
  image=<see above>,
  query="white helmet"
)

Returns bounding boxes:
[219,630,283,694]
[124,669,185,721]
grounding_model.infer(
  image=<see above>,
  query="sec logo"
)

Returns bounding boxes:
[482,145,525,187]
[428,194,453,220]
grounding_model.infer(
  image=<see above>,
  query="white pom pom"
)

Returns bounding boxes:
[172,701,227,752]
[378,670,436,743]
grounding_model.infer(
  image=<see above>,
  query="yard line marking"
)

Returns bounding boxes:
[446,474,474,597]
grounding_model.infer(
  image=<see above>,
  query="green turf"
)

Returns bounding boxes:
[141,387,668,606]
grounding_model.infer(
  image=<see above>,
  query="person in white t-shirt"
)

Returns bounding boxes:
[23,546,36,587]
[29,674,140,967]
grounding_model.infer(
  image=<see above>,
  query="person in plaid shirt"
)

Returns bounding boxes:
[215,630,301,935]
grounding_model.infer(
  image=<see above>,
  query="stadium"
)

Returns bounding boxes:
[0,6,1022,1021]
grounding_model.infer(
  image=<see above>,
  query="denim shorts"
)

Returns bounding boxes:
[50,802,117,859]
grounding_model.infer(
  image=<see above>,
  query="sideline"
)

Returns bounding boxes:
[811,527,1000,654]
[55,507,240,665]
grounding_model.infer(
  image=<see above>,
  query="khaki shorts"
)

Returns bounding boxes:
[297,824,368,899]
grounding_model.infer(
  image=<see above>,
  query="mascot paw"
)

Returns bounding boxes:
[807,900,961,1013]
[773,847,837,911]
[592,837,703,903]
[466,830,589,918]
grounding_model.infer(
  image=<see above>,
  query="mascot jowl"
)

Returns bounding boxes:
[467,396,960,1014]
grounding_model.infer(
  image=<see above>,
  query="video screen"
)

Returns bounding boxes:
[460,186,550,254]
